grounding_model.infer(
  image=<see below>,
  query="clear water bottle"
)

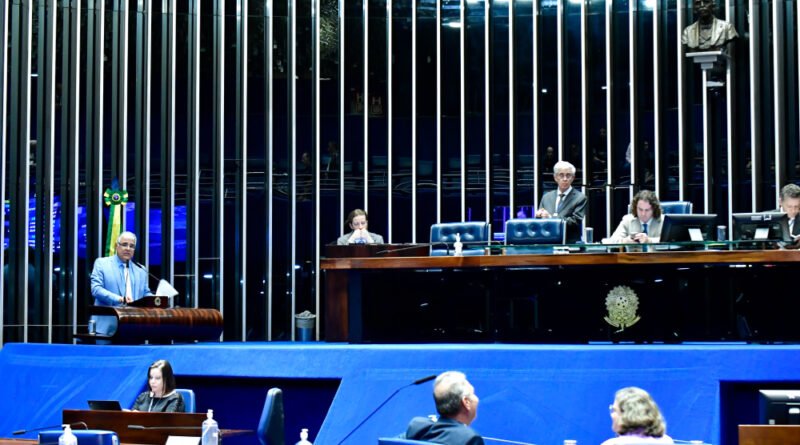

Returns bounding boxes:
[59,424,78,445]
[295,428,313,445]
[201,409,219,445]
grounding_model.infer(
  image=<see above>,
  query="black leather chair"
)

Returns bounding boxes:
[504,218,566,254]
[661,201,693,214]
[429,221,490,256]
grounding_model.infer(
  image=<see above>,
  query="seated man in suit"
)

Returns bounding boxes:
[405,371,484,445]
[606,190,663,244]
[535,161,587,243]
[779,183,800,244]
[90,231,153,335]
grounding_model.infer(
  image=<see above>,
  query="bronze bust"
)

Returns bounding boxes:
[682,0,738,52]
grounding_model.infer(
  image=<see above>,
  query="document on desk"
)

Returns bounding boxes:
[166,436,200,445]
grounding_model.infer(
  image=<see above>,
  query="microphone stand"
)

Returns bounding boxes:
[335,375,437,445]
[13,421,89,435]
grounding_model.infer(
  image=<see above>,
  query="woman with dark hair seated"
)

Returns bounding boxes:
[131,359,185,412]
[602,387,674,445]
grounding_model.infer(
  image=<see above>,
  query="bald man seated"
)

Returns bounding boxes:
[404,371,484,445]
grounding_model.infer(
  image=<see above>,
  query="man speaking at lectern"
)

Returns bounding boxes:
[90,231,153,336]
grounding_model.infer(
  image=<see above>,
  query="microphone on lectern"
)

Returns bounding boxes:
[335,374,439,445]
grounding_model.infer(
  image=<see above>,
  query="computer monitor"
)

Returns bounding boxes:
[659,214,718,243]
[732,212,790,242]
[759,389,800,425]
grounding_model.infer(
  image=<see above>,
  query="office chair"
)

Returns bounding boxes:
[176,388,196,413]
[430,221,490,256]
[504,218,566,254]
[660,201,693,214]
[257,387,285,445]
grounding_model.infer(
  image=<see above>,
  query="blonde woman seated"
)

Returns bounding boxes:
[602,387,673,445]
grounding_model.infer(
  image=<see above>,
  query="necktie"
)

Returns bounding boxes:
[790,219,795,235]
[125,264,132,302]
[642,222,649,234]
[556,193,566,212]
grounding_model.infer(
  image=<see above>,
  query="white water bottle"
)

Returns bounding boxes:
[295,428,313,445]
[201,409,219,445]
[453,233,463,256]
[59,424,78,445]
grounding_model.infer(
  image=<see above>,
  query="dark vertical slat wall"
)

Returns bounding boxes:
[0,0,799,343]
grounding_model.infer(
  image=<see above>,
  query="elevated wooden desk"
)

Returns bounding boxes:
[739,425,800,445]
[322,249,800,342]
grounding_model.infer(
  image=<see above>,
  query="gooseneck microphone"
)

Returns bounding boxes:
[335,374,438,445]
[132,260,161,283]
[13,421,88,435]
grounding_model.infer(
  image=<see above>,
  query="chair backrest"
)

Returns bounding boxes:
[505,218,566,246]
[257,387,285,445]
[429,221,490,256]
[378,438,438,445]
[661,200,693,214]
[176,388,196,413]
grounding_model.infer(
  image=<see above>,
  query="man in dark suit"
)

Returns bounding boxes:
[535,161,587,243]
[779,183,800,243]
[405,371,484,445]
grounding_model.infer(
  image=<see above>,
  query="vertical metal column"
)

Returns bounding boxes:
[387,0,394,237]
[629,0,638,193]
[604,0,613,235]
[0,0,8,345]
[580,0,588,217]
[234,0,249,340]
[161,0,176,279]
[289,0,298,338]
[436,0,442,221]
[186,0,199,308]
[111,0,130,186]
[748,0,761,211]
[212,0,226,333]
[412,0,417,241]
[772,0,785,190]
[9,0,33,342]
[532,0,539,209]
[459,0,465,219]
[35,0,58,343]
[653,0,662,197]
[363,0,369,210]
[265,0,274,339]
[135,0,152,267]
[676,0,686,200]
[313,0,321,339]
[508,0,515,213]
[557,0,564,158]
[60,0,81,340]
[86,0,105,269]
[484,0,490,222]
[725,0,735,230]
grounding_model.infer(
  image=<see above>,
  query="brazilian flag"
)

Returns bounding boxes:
[103,179,128,257]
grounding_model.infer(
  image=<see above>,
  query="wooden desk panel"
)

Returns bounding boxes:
[63,409,206,445]
[739,425,800,445]
[321,250,800,342]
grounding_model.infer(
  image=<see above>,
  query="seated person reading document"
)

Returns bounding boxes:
[605,190,664,244]
[336,209,385,245]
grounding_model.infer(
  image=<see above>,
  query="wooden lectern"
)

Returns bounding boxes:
[77,296,224,344]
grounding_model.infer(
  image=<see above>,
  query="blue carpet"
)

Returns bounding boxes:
[1,343,798,445]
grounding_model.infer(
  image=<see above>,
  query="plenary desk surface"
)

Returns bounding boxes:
[62,410,250,445]
[321,249,800,342]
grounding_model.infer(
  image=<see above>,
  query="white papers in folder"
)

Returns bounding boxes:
[156,279,180,299]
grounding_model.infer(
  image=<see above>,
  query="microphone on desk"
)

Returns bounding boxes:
[13,421,88,435]
[483,437,537,445]
[335,374,439,445]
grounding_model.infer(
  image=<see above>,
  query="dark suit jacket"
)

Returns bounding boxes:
[406,416,484,445]
[538,188,587,243]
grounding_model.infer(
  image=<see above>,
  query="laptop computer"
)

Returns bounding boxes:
[87,400,123,411]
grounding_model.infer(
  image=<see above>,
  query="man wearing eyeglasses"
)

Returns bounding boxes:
[90,231,153,336]
[535,160,587,244]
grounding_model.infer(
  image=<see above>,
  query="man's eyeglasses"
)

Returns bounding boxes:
[117,242,136,249]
